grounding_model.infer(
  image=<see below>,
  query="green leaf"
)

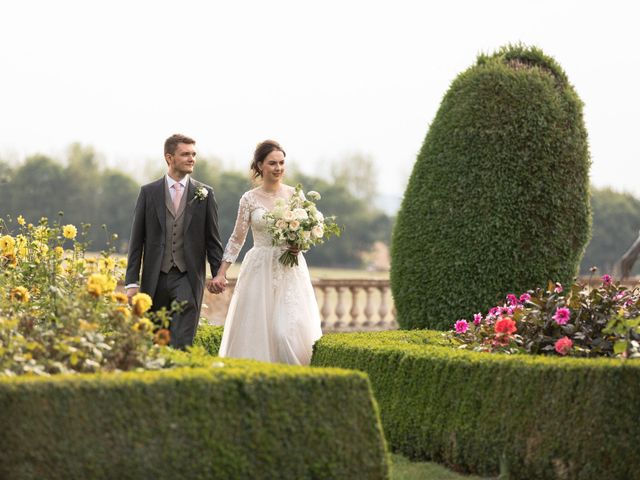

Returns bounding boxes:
[614,341,628,355]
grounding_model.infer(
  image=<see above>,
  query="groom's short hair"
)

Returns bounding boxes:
[164,134,196,156]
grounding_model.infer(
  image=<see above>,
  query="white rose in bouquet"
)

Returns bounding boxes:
[293,208,308,220]
[289,220,301,231]
[311,225,324,239]
[283,210,294,221]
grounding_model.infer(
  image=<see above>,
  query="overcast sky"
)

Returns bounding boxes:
[1,0,638,198]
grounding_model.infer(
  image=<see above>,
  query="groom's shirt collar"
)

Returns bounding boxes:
[166,174,189,190]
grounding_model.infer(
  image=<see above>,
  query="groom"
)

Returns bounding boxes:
[125,134,223,348]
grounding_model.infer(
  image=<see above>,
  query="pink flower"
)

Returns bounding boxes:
[489,307,500,316]
[506,294,519,306]
[601,274,612,285]
[613,291,625,302]
[494,317,517,335]
[554,336,573,355]
[554,282,563,294]
[519,293,531,303]
[454,319,469,334]
[473,313,483,325]
[553,307,571,325]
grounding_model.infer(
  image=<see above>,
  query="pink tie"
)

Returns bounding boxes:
[172,183,183,212]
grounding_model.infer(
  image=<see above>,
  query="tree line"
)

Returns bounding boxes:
[0,144,391,268]
[1,143,637,274]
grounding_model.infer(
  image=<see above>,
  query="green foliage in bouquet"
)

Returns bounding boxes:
[449,274,640,358]
[0,215,173,376]
[264,184,341,267]
[391,44,591,330]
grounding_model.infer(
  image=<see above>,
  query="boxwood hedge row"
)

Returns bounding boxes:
[0,351,389,479]
[311,331,640,480]
[391,44,591,330]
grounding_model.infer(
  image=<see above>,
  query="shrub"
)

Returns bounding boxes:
[450,276,640,357]
[391,44,591,330]
[0,216,172,376]
[193,324,224,355]
[0,356,390,479]
[311,331,640,479]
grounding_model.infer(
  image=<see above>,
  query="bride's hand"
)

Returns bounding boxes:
[208,275,228,294]
[287,246,300,255]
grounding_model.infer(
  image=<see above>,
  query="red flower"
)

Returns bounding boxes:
[554,336,573,356]
[494,317,517,335]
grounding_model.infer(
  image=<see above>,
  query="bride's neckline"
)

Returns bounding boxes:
[256,184,286,197]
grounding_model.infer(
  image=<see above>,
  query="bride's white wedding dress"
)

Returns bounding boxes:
[218,185,322,365]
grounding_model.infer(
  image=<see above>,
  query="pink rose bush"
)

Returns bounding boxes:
[451,277,640,358]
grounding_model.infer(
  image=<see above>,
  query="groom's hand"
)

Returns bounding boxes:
[126,286,139,305]
[208,275,227,294]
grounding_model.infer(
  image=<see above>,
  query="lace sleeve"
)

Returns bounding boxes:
[222,193,251,263]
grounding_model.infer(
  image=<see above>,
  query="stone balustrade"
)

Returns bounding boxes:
[202,278,398,332]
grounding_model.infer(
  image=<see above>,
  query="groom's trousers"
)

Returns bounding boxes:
[153,266,198,349]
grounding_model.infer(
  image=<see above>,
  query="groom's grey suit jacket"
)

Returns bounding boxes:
[125,176,223,314]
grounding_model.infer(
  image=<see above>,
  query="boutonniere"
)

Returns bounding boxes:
[189,186,209,205]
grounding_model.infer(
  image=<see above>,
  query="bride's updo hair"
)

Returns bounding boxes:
[251,140,286,179]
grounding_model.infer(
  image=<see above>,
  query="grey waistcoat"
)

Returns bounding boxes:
[161,181,188,273]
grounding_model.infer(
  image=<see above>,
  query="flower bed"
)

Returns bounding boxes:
[0,353,390,479]
[311,330,640,480]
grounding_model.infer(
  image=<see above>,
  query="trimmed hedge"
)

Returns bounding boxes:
[391,44,591,330]
[311,331,640,480]
[193,324,224,354]
[0,355,389,479]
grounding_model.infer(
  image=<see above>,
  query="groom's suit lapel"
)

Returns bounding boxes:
[153,178,166,233]
[183,178,196,233]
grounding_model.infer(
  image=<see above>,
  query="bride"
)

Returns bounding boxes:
[210,140,322,365]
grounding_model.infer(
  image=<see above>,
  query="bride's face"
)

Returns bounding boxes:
[260,150,285,183]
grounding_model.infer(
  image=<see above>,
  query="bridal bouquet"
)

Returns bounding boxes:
[264,184,341,267]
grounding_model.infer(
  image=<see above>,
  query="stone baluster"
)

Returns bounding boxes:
[349,286,360,327]
[363,287,376,327]
[319,286,333,329]
[334,287,348,329]
[378,285,390,327]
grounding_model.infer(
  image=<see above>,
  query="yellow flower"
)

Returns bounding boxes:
[3,252,18,268]
[0,235,15,254]
[15,235,27,259]
[10,286,30,303]
[111,292,129,304]
[118,258,128,269]
[154,328,171,346]
[104,257,116,271]
[87,282,103,297]
[33,241,48,256]
[132,293,153,317]
[17,215,26,226]
[54,246,64,257]
[34,226,48,241]
[87,273,109,297]
[115,305,131,319]
[133,317,154,332]
[62,224,77,239]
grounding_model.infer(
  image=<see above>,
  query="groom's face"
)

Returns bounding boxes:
[166,143,197,177]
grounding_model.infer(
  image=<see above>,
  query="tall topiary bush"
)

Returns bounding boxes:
[391,44,591,330]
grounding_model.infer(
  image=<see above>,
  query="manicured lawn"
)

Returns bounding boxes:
[391,454,494,480]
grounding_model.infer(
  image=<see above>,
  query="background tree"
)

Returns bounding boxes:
[391,45,591,330]
[580,187,640,275]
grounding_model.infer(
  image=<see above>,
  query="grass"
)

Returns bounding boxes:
[391,454,494,480]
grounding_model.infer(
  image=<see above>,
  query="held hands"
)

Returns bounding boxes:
[208,275,228,294]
